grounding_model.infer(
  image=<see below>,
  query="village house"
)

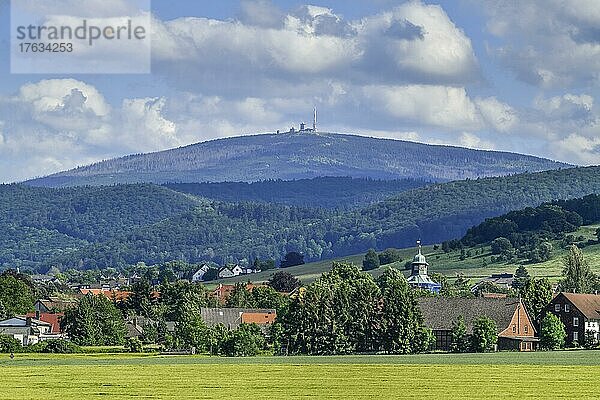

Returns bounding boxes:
[419,297,538,351]
[471,273,514,292]
[218,267,235,279]
[230,265,244,276]
[25,312,63,335]
[35,297,77,313]
[0,316,60,346]
[78,288,133,302]
[191,264,211,282]
[30,274,61,285]
[545,292,600,346]
[124,315,175,339]
[200,308,276,331]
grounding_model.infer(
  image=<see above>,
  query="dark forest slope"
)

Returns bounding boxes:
[4,167,600,271]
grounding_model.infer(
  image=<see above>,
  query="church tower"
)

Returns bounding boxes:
[411,240,429,276]
[407,240,441,294]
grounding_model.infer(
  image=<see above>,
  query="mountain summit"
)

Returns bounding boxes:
[26,132,570,187]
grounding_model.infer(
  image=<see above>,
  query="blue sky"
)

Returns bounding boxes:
[0,0,599,182]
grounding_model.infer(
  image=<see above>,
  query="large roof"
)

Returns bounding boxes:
[560,293,600,319]
[200,308,276,330]
[418,297,522,333]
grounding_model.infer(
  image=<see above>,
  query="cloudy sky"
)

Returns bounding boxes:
[0,0,599,182]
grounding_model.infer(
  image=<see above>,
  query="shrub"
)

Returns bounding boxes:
[220,324,265,357]
[28,339,81,354]
[0,335,22,353]
[126,337,144,353]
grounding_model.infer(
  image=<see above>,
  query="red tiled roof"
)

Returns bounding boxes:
[241,311,277,325]
[79,289,132,301]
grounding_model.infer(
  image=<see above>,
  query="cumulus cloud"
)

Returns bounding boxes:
[0,79,183,182]
[553,134,600,165]
[151,1,479,96]
[362,85,482,130]
[475,97,518,133]
[357,2,479,85]
[479,0,600,87]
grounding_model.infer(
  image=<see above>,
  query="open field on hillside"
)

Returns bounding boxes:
[2,352,600,399]
[217,224,600,286]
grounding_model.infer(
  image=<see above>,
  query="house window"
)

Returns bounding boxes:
[573,317,579,327]
[555,304,561,312]
[565,304,571,312]
[573,331,579,342]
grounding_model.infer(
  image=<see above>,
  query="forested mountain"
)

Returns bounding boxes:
[26,132,569,187]
[4,167,600,272]
[164,177,431,208]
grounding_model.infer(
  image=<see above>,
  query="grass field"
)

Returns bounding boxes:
[216,224,600,286]
[2,351,600,399]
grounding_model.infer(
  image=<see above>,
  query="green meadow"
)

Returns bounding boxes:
[2,351,600,399]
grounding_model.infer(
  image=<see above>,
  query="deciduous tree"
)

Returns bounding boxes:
[268,271,300,293]
[561,245,596,293]
[61,294,127,346]
[540,313,566,350]
[362,249,380,271]
[520,277,553,320]
[450,315,469,353]
[376,268,424,354]
[471,316,497,352]
[0,275,34,318]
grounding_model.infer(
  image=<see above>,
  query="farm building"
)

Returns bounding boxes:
[200,308,276,331]
[544,292,600,346]
[418,297,538,351]
[471,273,514,292]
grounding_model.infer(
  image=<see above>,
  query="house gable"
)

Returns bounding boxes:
[498,300,536,338]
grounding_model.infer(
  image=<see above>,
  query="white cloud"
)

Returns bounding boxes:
[534,94,594,120]
[0,79,184,182]
[553,133,600,165]
[362,85,482,130]
[458,132,496,150]
[18,79,110,117]
[238,0,285,28]
[151,1,479,96]
[357,2,479,84]
[475,97,518,133]
[479,0,600,87]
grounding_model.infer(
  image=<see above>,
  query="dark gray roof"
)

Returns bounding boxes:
[418,297,521,333]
